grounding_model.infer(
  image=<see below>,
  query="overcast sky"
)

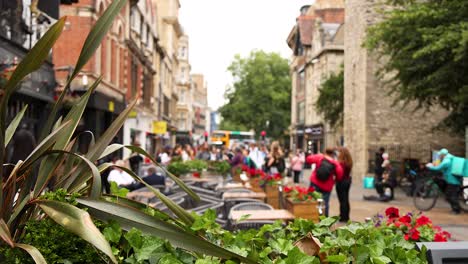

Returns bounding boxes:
[179,0,314,110]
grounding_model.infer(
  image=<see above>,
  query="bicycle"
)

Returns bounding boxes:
[413,172,468,212]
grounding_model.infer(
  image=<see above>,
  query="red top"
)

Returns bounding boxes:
[306,154,344,192]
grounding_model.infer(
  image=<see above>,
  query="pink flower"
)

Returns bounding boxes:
[284,186,293,193]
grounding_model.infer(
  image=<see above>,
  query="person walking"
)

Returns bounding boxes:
[306,148,343,217]
[374,147,387,198]
[265,141,285,176]
[336,147,353,222]
[426,148,462,214]
[290,149,305,183]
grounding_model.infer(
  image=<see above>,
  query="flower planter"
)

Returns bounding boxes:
[249,178,264,193]
[285,198,319,222]
[265,185,280,209]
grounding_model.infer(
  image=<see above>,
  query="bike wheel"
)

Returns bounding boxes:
[413,181,439,211]
[458,185,468,212]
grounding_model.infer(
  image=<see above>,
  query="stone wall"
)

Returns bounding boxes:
[345,0,465,179]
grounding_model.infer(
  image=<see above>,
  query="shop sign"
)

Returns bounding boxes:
[153,121,167,135]
[108,101,114,112]
[128,110,138,118]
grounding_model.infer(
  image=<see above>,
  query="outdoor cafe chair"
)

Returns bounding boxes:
[232,220,276,231]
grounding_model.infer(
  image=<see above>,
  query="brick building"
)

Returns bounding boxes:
[54,0,130,153]
[344,0,465,179]
[287,1,345,155]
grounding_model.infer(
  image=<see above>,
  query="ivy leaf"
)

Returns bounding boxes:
[327,254,347,263]
[372,256,392,264]
[159,254,184,264]
[269,238,294,255]
[109,182,129,198]
[102,220,122,243]
[124,228,143,250]
[284,247,320,264]
[317,217,338,228]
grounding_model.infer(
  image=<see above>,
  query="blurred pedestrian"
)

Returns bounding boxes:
[265,141,285,175]
[159,146,172,166]
[336,147,353,222]
[290,149,305,183]
[108,160,135,186]
[306,148,343,216]
[125,166,165,191]
[196,142,211,160]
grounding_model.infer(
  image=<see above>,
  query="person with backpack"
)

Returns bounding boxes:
[306,148,344,216]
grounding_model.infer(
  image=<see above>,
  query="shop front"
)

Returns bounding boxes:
[304,124,324,155]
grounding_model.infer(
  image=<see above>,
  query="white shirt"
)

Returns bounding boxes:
[108,169,135,186]
[249,148,265,168]
[159,153,171,165]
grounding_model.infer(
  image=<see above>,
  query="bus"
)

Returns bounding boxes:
[210,130,255,148]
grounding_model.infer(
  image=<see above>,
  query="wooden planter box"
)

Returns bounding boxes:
[265,185,280,209]
[285,198,319,222]
[249,178,264,193]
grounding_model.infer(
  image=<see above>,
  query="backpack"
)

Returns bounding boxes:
[316,158,335,181]
[451,156,468,177]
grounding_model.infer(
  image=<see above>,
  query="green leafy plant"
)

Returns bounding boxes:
[0,1,254,263]
[167,161,191,177]
[186,160,208,173]
[315,67,344,128]
[209,161,231,176]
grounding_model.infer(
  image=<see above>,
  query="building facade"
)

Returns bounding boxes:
[123,0,160,156]
[175,34,193,145]
[54,0,131,154]
[154,0,183,148]
[1,0,61,146]
[191,73,208,145]
[344,0,465,179]
[287,1,345,156]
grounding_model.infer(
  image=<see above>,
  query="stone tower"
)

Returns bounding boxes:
[344,0,464,179]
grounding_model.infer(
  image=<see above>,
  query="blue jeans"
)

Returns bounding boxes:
[310,183,331,217]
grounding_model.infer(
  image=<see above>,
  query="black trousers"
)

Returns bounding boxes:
[293,170,301,183]
[336,178,351,222]
[446,184,461,213]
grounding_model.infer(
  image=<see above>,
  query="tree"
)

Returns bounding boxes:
[219,50,291,139]
[366,0,468,134]
[315,68,344,128]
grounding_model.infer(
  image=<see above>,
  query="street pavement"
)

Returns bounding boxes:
[299,169,468,241]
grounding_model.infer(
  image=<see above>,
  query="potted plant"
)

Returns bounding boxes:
[247,169,265,192]
[283,185,322,221]
[259,173,282,208]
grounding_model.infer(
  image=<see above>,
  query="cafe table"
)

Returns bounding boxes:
[222,191,266,200]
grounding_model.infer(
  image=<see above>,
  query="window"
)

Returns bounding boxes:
[130,7,139,32]
[143,71,152,107]
[163,96,170,117]
[297,101,305,124]
[298,70,305,93]
[180,67,185,82]
[131,57,138,97]
[180,90,185,103]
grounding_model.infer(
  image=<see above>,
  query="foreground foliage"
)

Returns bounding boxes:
[366,0,468,134]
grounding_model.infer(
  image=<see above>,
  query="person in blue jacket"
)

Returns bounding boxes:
[427,148,462,214]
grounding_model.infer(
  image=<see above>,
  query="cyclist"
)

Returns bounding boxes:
[426,148,461,214]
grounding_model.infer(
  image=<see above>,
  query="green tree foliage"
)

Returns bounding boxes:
[219,51,291,139]
[366,0,468,134]
[315,68,344,128]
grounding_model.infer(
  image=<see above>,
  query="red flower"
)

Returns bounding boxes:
[284,186,293,193]
[408,228,420,241]
[442,231,452,239]
[273,173,282,180]
[308,186,315,193]
[416,215,432,227]
[193,172,200,178]
[399,215,411,224]
[385,207,400,218]
[241,165,249,172]
[434,233,448,242]
[404,234,409,241]
[249,168,256,176]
